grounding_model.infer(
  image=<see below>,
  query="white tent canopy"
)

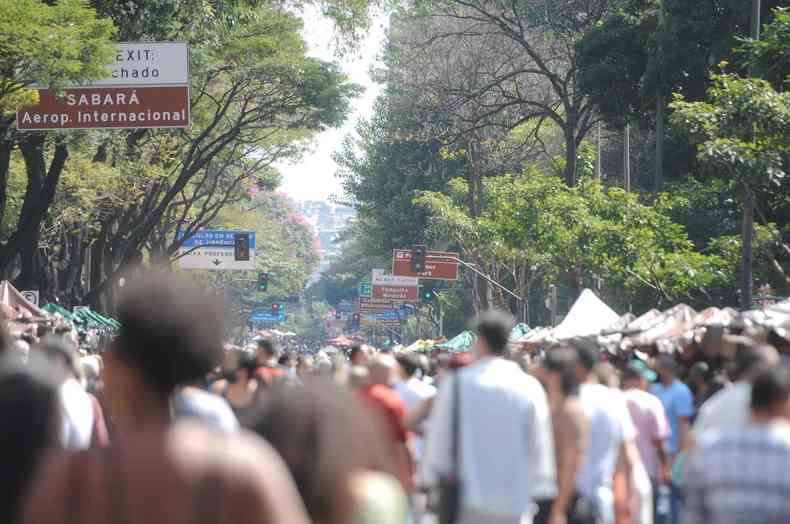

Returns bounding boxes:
[553,288,620,340]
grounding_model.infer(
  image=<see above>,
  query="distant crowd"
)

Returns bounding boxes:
[1,273,789,524]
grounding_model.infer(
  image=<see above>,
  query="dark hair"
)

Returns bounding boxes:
[575,346,599,372]
[257,338,279,359]
[621,366,641,384]
[349,344,364,360]
[732,343,778,382]
[116,273,225,396]
[36,325,51,339]
[0,353,61,523]
[246,380,397,524]
[473,310,514,355]
[237,351,258,378]
[751,365,790,412]
[396,353,420,377]
[544,348,580,396]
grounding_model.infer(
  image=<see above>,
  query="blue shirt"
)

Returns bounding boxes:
[650,379,694,455]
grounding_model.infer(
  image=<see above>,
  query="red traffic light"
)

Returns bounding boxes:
[271,303,281,313]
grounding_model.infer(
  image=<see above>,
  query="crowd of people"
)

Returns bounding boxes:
[1,272,789,524]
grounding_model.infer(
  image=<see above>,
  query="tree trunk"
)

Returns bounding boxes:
[0,139,11,231]
[741,191,754,309]
[564,126,577,186]
[16,227,42,291]
[655,95,665,191]
[2,136,68,286]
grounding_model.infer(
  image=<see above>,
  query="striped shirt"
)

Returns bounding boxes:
[684,422,790,524]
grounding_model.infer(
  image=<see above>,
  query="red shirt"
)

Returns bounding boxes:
[359,384,408,443]
[255,366,286,387]
[359,384,414,492]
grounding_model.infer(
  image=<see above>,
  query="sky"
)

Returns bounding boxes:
[277,8,388,202]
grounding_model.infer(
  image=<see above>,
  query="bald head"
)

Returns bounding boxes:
[368,354,397,386]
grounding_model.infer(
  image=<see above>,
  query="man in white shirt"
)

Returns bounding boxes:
[693,343,779,439]
[394,353,436,460]
[575,347,637,524]
[423,310,556,524]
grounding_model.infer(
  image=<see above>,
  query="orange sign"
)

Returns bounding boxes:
[392,249,460,280]
[372,284,418,302]
[17,86,190,130]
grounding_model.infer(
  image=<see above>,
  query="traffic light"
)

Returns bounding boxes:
[257,272,269,292]
[271,303,281,315]
[233,233,250,261]
[351,312,361,329]
[412,244,426,273]
[421,288,436,303]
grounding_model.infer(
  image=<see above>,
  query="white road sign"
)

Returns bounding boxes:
[33,42,189,87]
[177,230,256,271]
[21,290,39,307]
[372,268,418,287]
[97,42,188,86]
[178,246,256,271]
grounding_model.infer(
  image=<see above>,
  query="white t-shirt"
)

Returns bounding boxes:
[395,377,436,410]
[395,377,437,460]
[60,378,94,449]
[693,382,751,438]
[577,383,635,523]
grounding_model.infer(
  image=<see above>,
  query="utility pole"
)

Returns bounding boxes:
[596,121,602,180]
[742,0,761,309]
[624,121,631,192]
[655,0,667,192]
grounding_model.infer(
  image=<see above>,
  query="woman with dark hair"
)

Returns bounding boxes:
[0,352,62,524]
[246,379,410,524]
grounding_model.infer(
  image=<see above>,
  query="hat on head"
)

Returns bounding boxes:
[627,359,657,382]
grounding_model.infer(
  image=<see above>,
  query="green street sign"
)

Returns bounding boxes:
[358,282,372,298]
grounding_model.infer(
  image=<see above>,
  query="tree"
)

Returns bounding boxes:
[335,98,464,252]
[388,0,615,186]
[576,0,785,189]
[670,72,790,304]
[0,0,116,285]
[415,168,728,316]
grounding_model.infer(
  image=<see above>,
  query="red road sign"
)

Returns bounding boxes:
[372,284,418,301]
[392,249,460,280]
[17,86,190,130]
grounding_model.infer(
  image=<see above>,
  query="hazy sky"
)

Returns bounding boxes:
[278,8,387,202]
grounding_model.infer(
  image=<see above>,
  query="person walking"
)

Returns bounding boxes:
[540,348,588,524]
[649,356,694,524]
[684,365,790,524]
[21,273,310,524]
[693,343,779,438]
[574,347,638,524]
[622,361,670,523]
[423,310,556,524]
[395,353,436,461]
[359,354,413,493]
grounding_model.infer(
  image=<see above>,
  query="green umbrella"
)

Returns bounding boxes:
[42,303,76,323]
[510,323,531,341]
[437,330,476,353]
